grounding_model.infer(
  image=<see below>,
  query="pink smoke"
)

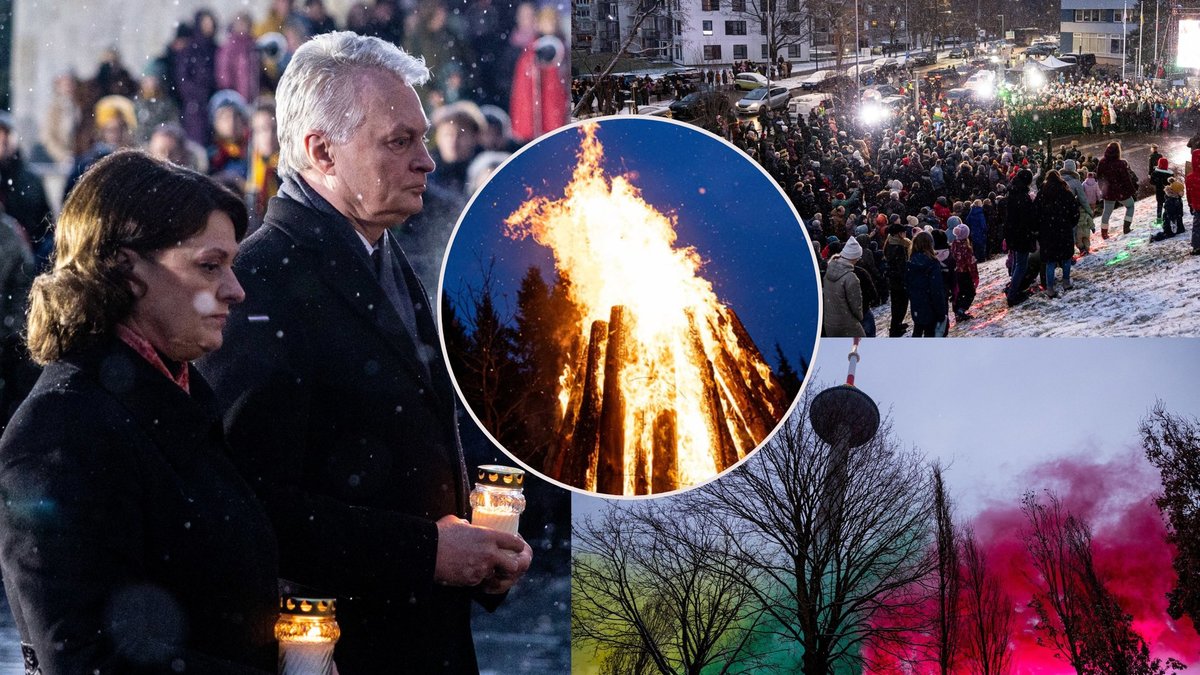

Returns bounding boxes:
[864,449,1198,673]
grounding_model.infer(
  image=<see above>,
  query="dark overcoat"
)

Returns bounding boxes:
[198,195,489,674]
[0,338,279,673]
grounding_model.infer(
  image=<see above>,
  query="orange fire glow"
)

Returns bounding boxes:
[504,122,788,495]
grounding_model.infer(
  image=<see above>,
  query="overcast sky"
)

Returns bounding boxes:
[575,338,1200,518]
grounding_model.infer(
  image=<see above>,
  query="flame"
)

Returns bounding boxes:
[504,122,787,494]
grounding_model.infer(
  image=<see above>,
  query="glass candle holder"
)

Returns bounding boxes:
[275,596,340,675]
[469,465,526,535]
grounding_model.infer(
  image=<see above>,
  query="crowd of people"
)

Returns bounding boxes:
[1007,73,1200,142]
[1,28,540,675]
[19,0,566,275]
[2,0,569,424]
[709,69,1200,337]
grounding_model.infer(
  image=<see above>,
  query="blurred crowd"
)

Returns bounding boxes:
[11,0,567,277]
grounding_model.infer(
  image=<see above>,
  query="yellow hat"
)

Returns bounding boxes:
[94,95,136,130]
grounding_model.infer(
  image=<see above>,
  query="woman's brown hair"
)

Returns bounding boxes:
[27,150,247,364]
[911,231,936,258]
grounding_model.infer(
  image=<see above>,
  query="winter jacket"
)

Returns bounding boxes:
[1062,169,1093,217]
[1097,146,1137,201]
[966,205,987,256]
[1082,176,1102,206]
[1005,187,1038,253]
[905,251,947,326]
[883,234,911,286]
[1151,166,1173,196]
[1187,149,1200,212]
[1035,185,1079,264]
[822,256,865,337]
[951,239,978,286]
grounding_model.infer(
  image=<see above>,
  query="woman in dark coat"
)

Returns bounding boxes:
[0,151,278,673]
[1004,169,1039,306]
[1035,169,1081,297]
[1096,140,1137,238]
[904,231,947,337]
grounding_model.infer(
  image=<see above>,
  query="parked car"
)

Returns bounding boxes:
[800,69,833,90]
[1025,43,1056,57]
[911,51,937,66]
[669,90,733,123]
[949,45,968,59]
[735,72,769,90]
[863,84,901,100]
[736,85,791,114]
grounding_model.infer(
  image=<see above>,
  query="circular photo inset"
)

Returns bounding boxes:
[439,116,821,497]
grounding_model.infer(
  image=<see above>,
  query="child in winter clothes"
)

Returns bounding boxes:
[1082,172,1102,213]
[1151,157,1173,221]
[1153,179,1186,242]
[950,223,978,321]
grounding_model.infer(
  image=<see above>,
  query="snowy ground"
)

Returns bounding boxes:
[873,195,1200,337]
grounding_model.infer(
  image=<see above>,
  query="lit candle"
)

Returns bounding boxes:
[275,597,340,675]
[469,465,526,535]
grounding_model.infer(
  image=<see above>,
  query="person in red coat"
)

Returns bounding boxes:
[1186,148,1200,255]
[509,8,567,141]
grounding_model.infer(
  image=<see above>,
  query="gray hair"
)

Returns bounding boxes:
[275,31,430,177]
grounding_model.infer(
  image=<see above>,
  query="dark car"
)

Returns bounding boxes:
[911,51,937,66]
[949,46,968,59]
[669,90,733,126]
[1025,43,1057,57]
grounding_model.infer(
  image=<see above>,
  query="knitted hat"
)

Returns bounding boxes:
[947,215,963,229]
[953,223,970,241]
[1158,157,1170,170]
[854,224,869,236]
[841,237,863,260]
[1168,179,1186,197]
[907,215,920,227]
[931,229,950,250]
[1063,159,1077,173]
[875,213,888,226]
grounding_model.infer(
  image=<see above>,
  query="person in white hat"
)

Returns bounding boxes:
[822,238,866,337]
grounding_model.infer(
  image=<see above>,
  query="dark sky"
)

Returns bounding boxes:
[440,116,821,369]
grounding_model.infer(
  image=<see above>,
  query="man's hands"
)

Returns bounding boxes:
[433,515,533,593]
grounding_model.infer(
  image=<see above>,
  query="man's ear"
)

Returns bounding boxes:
[303,131,337,176]
[117,248,148,299]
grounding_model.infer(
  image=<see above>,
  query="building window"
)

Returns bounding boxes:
[762,44,770,58]
[1074,9,1104,22]
[1111,36,1123,53]
[675,44,683,59]
[726,20,747,35]
[704,44,723,59]
[734,44,748,58]
[702,19,713,35]
[675,19,682,35]
[732,0,746,10]
[702,0,719,10]
[788,44,803,57]
[787,0,799,11]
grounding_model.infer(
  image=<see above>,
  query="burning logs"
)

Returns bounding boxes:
[551,303,789,495]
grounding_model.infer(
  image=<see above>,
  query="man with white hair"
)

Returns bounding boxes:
[199,32,531,673]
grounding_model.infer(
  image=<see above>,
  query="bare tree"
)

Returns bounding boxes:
[960,526,1013,675]
[932,463,961,674]
[1022,491,1184,675]
[573,500,768,675]
[1140,401,1200,627]
[1022,491,1089,673]
[729,0,811,63]
[687,385,937,674]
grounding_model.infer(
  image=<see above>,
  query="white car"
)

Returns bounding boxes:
[735,72,769,90]
[736,86,791,114]
[800,69,833,90]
